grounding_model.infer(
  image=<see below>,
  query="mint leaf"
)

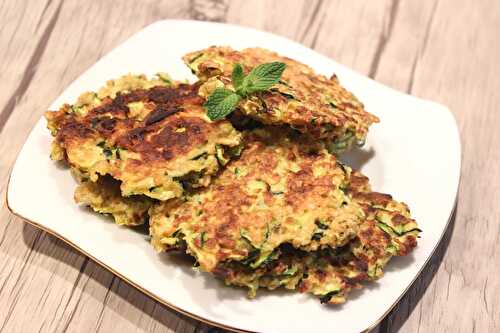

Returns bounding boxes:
[241,62,286,94]
[232,63,245,90]
[202,61,286,120]
[203,88,241,121]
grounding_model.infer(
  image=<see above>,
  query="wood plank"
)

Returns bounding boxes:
[375,0,500,332]
[0,1,345,332]
[0,0,55,132]
[0,1,197,332]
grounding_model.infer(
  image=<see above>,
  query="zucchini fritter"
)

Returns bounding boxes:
[46,74,242,202]
[149,127,419,304]
[213,171,420,304]
[347,171,420,279]
[183,46,379,152]
[149,128,366,272]
[74,176,152,226]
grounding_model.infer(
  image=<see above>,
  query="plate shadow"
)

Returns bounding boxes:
[339,147,375,170]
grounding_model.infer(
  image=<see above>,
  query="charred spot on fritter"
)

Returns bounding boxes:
[45,73,242,202]
[144,105,181,126]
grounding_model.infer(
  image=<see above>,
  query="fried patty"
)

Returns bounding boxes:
[46,74,242,202]
[149,128,367,272]
[347,171,420,279]
[183,47,379,152]
[74,176,152,226]
[213,171,420,304]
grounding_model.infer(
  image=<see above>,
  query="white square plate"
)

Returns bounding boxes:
[7,20,461,333]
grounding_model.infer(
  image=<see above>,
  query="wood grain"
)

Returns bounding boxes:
[0,0,499,332]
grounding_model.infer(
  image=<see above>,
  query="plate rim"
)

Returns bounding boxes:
[3,19,462,333]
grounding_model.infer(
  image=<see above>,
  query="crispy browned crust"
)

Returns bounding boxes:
[216,167,420,304]
[46,76,242,201]
[347,171,420,278]
[149,128,366,272]
[183,46,379,149]
[49,83,207,161]
[150,126,419,286]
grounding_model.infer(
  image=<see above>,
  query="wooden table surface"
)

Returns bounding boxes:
[1,1,498,332]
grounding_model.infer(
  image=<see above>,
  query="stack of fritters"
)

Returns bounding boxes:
[149,128,420,303]
[46,73,242,225]
[150,128,365,270]
[45,47,420,305]
[217,169,419,303]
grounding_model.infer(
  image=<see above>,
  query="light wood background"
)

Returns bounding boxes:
[1,0,499,332]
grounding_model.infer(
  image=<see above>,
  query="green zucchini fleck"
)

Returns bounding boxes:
[103,147,113,158]
[281,266,298,277]
[189,53,204,64]
[241,249,260,266]
[319,290,340,304]
[215,145,230,165]
[70,105,85,116]
[377,220,421,237]
[200,232,207,248]
[315,219,329,230]
[311,232,323,241]
[329,100,339,109]
[157,72,172,84]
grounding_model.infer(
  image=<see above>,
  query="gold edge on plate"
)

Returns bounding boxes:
[4,171,253,333]
[4,168,461,333]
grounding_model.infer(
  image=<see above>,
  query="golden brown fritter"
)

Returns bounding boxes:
[149,128,367,272]
[74,176,152,226]
[212,171,420,305]
[46,74,242,201]
[147,126,419,304]
[347,171,420,279]
[183,46,379,152]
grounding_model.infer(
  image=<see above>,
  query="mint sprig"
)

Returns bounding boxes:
[231,63,245,90]
[203,88,241,120]
[204,62,286,121]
